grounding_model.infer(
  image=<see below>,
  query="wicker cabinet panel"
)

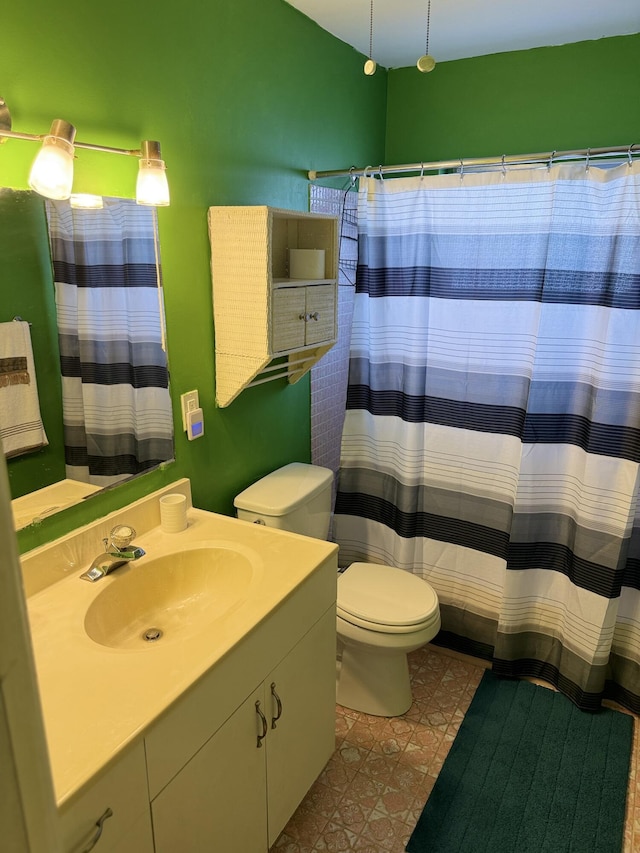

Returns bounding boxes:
[272,288,307,352]
[305,284,336,346]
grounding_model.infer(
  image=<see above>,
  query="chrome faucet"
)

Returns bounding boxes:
[80,525,145,582]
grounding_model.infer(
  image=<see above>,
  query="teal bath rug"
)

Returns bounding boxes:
[407,670,633,853]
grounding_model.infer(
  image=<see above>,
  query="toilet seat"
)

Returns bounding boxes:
[337,562,439,635]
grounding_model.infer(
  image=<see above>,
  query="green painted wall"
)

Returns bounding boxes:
[0,191,65,497]
[5,8,637,556]
[2,0,387,552]
[386,34,640,164]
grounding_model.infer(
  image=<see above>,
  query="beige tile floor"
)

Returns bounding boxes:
[271,644,640,853]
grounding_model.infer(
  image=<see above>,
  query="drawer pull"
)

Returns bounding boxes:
[255,700,268,748]
[270,682,283,729]
[81,807,113,852]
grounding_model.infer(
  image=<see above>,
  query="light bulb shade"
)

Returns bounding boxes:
[136,141,170,206]
[28,120,76,200]
[136,158,170,206]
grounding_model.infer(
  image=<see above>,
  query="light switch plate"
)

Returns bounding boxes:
[180,390,200,432]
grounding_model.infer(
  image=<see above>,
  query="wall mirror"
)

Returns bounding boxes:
[0,189,174,529]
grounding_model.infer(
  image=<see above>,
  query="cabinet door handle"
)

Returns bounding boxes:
[80,807,113,852]
[255,700,268,748]
[270,682,283,729]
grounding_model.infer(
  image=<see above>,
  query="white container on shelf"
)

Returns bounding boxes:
[289,248,325,279]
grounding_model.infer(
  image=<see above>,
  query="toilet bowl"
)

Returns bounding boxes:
[336,562,441,716]
[234,463,441,716]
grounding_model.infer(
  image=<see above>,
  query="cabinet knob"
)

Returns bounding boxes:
[309,312,320,321]
[270,682,283,729]
[80,807,113,852]
[255,700,268,748]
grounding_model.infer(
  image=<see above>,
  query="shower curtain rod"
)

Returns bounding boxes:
[308,143,640,181]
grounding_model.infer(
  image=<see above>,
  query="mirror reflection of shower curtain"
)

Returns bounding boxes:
[335,162,640,712]
[46,198,173,487]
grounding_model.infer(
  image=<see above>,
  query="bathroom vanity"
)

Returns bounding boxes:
[20,480,338,852]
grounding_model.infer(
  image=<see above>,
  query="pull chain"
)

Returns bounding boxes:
[425,0,431,56]
[417,0,436,73]
[364,0,377,75]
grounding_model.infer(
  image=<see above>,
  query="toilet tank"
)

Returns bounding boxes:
[234,463,333,540]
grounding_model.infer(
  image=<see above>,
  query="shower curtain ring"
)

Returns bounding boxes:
[501,154,507,177]
[459,158,464,180]
[548,150,556,170]
[349,165,357,187]
[378,165,384,180]
[363,165,372,178]
[585,148,590,172]
[420,162,424,180]
[628,145,636,167]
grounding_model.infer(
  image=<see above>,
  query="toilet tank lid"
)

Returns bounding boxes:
[234,462,333,516]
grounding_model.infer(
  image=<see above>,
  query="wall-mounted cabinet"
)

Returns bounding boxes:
[208,206,339,407]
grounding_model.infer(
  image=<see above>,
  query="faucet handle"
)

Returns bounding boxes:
[109,525,136,551]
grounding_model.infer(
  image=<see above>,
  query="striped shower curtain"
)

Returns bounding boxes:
[334,162,640,712]
[46,198,173,486]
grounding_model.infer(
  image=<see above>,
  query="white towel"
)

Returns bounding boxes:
[0,320,49,458]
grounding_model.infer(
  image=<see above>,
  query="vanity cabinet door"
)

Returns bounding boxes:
[151,685,268,853]
[59,742,153,853]
[265,606,336,847]
[150,605,336,853]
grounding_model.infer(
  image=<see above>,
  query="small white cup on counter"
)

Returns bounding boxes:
[159,493,188,533]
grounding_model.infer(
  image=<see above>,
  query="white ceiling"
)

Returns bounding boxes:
[284,0,640,69]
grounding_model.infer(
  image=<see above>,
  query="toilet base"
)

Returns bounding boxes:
[336,643,413,717]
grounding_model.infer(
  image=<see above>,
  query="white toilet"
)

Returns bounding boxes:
[234,462,441,717]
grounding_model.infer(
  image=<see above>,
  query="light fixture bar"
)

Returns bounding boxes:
[0,129,44,142]
[0,127,142,157]
[75,141,142,156]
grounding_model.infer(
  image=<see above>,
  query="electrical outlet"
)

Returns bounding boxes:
[180,390,200,432]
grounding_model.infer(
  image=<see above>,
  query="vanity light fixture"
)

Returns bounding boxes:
[0,96,170,206]
[416,0,436,73]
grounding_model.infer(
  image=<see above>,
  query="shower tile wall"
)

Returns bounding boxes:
[310,186,357,524]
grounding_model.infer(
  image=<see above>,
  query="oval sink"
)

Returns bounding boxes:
[84,545,258,650]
